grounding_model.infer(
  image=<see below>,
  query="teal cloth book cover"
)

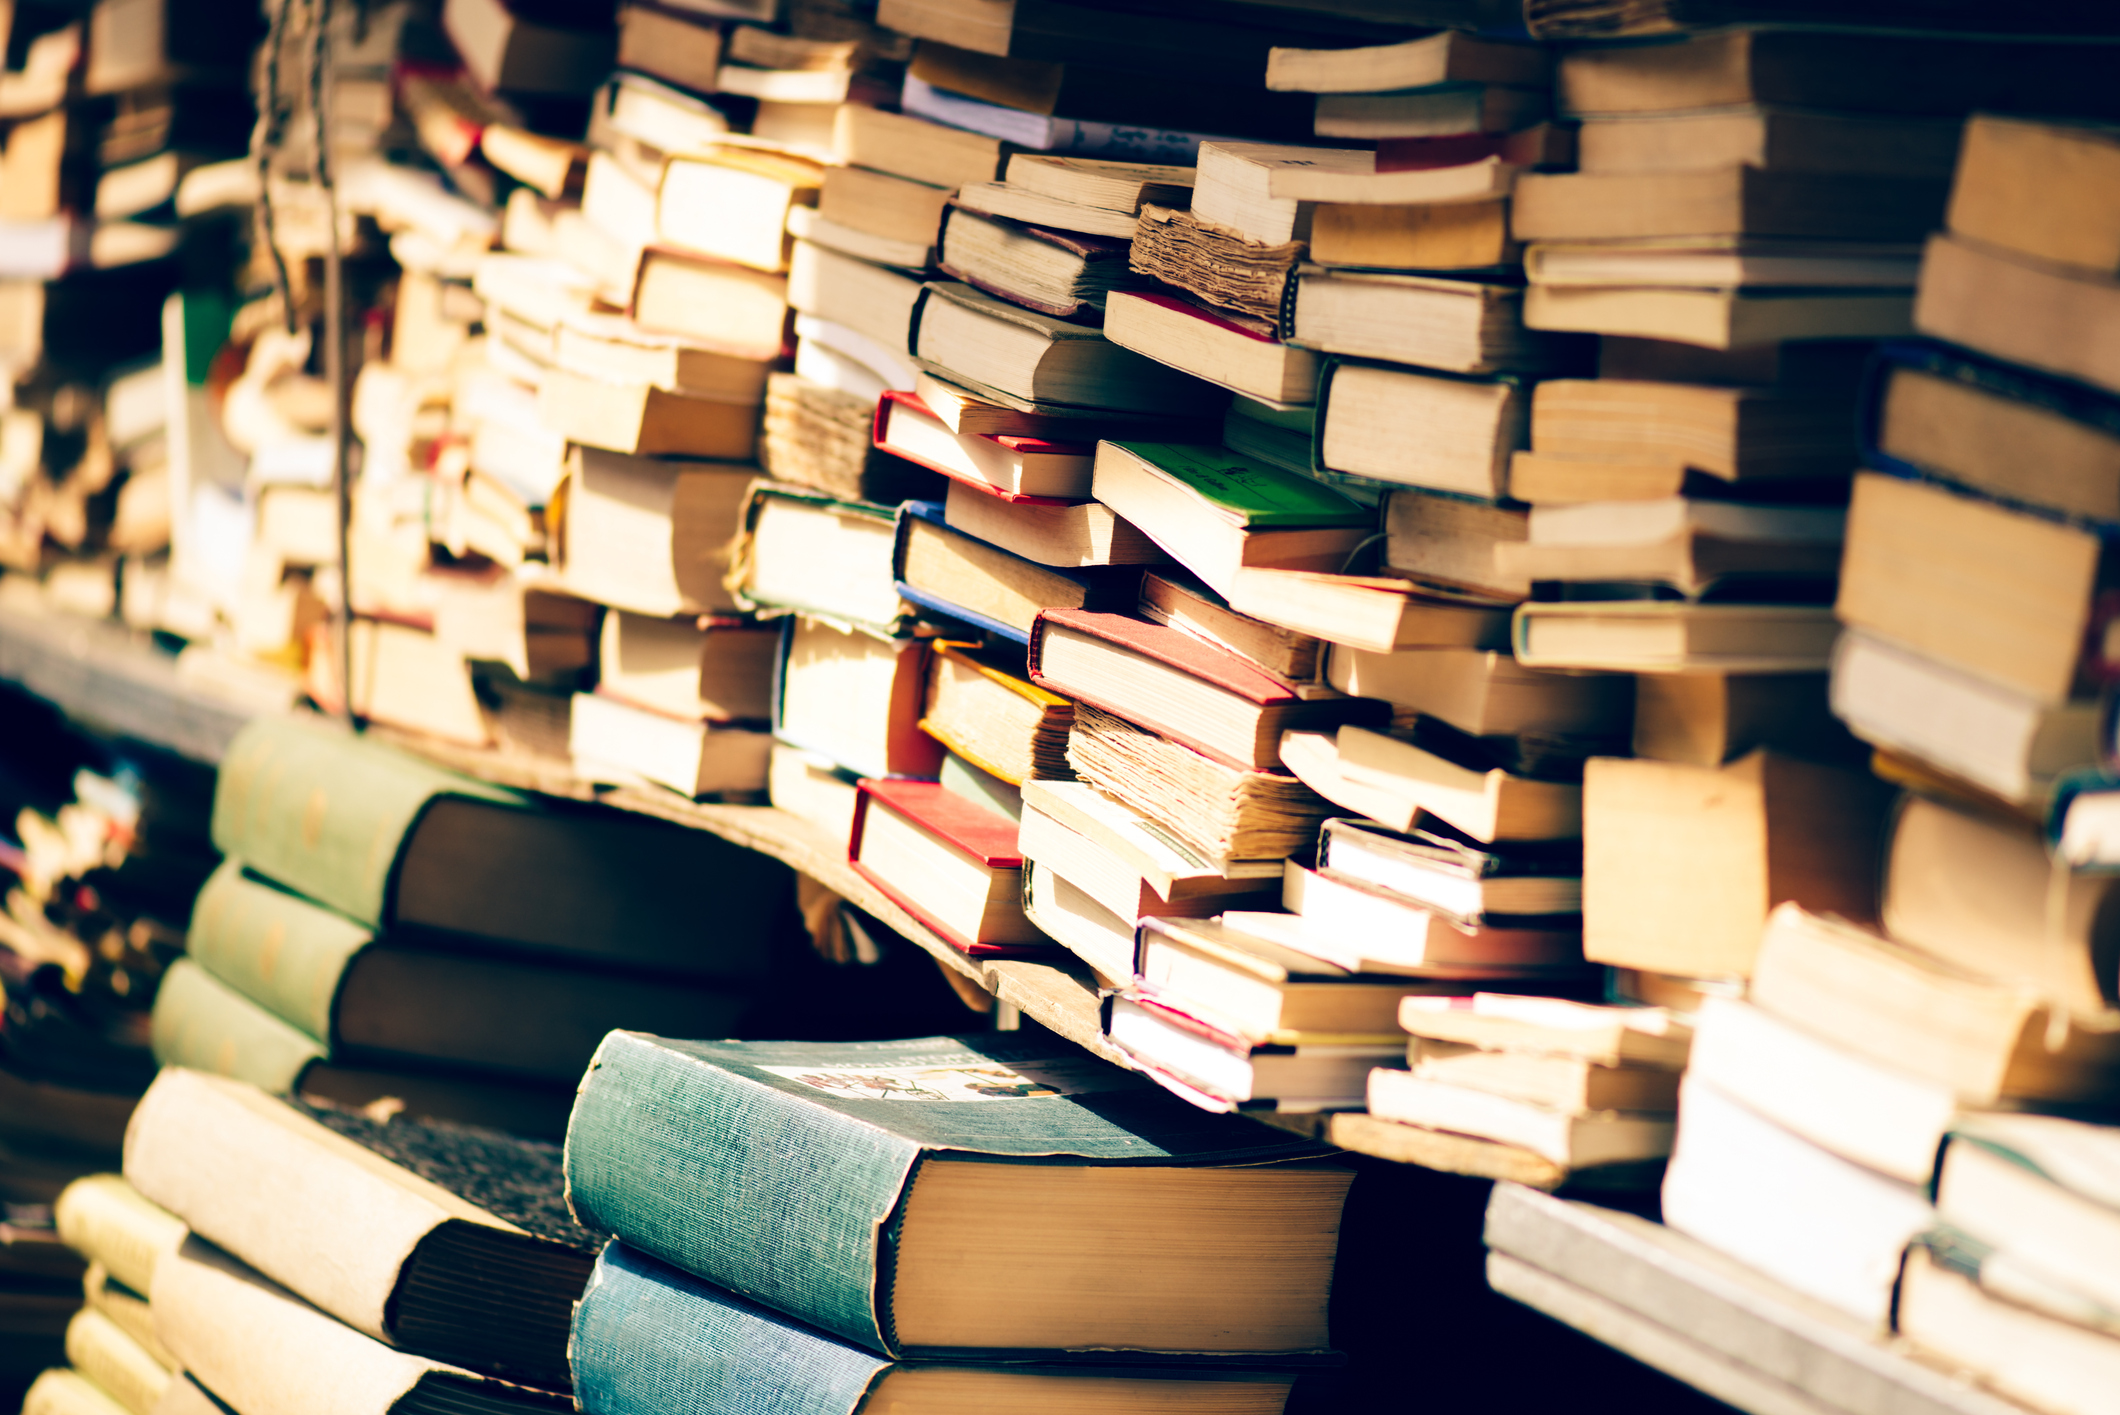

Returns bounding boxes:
[563,1033,1336,1358]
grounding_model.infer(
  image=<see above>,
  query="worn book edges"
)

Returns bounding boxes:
[573,1240,1308,1415]
[731,481,908,634]
[892,500,1139,645]
[1107,995,1400,1111]
[1029,609,1384,772]
[874,389,1095,500]
[126,1069,595,1391]
[919,642,1072,786]
[209,716,782,977]
[564,1032,1348,1358]
[1320,818,1582,924]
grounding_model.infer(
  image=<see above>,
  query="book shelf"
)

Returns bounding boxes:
[0,608,1126,1067]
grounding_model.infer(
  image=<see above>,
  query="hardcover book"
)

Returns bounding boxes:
[848,779,1044,956]
[564,1032,1349,1358]
[892,499,1141,645]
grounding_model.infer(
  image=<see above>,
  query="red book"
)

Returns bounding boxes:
[1027,610,1383,772]
[848,780,1054,958]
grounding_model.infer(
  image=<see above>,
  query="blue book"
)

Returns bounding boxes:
[571,1240,1312,1415]
[564,1033,1349,1361]
[892,499,1141,646]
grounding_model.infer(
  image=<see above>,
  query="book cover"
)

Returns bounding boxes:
[853,778,1024,870]
[1030,609,1305,709]
[210,717,520,930]
[891,501,1139,645]
[873,391,1090,505]
[1104,442,1368,529]
[563,1032,1335,1357]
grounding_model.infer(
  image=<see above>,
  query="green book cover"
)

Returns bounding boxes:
[151,958,324,1094]
[186,860,372,1043]
[1112,443,1369,528]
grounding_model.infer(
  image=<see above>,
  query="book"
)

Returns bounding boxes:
[1838,471,2106,706]
[561,447,753,618]
[1868,340,2120,527]
[613,3,722,94]
[1752,903,2120,1106]
[1525,238,1922,289]
[538,368,758,460]
[1944,114,2120,277]
[1226,570,1515,656]
[1283,863,1584,974]
[1322,725,1582,843]
[571,1239,1307,1415]
[777,618,942,781]
[936,208,1149,317]
[1023,779,1283,898]
[1530,375,1862,487]
[914,371,1208,442]
[761,373,947,505]
[768,743,863,849]
[1531,0,2120,36]
[1885,794,2120,1016]
[832,103,1012,191]
[659,147,825,275]
[1410,1040,1681,1116]
[1367,1070,1673,1169]
[1109,996,1399,1109]
[1915,231,2120,400]
[1326,646,1631,740]
[1193,142,1375,245]
[631,248,790,359]
[1065,703,1337,867]
[1635,668,1851,767]
[1900,1241,2120,1415]
[312,619,490,749]
[1136,915,1469,1041]
[1310,198,1516,272]
[1498,497,1845,597]
[150,961,576,1139]
[1513,169,1946,244]
[803,181,941,272]
[1291,268,1574,376]
[1831,631,2096,805]
[1689,995,1954,1187]
[152,1232,576,1415]
[1266,32,1550,95]
[184,860,766,1081]
[1576,107,1964,178]
[1008,153,1196,212]
[1321,819,1581,923]
[553,311,775,402]
[1662,1076,1932,1331]
[442,0,615,96]
[881,0,1377,79]
[54,1175,185,1300]
[941,480,1166,568]
[1319,363,1526,501]
[1934,1114,2120,1329]
[125,1068,597,1390]
[1512,600,1842,674]
[210,717,784,970]
[953,181,1143,242]
[1555,28,2120,119]
[1018,800,1273,936]
[731,483,906,632]
[1021,859,1137,982]
[874,390,1094,499]
[1138,571,1321,686]
[1028,609,1381,772]
[1523,286,1915,351]
[919,642,1073,785]
[1315,86,1550,142]
[598,611,777,724]
[849,780,1043,955]
[64,1304,170,1414]
[1088,443,1370,599]
[1400,994,1690,1068]
[570,692,774,799]
[1582,751,1893,977]
[789,240,925,358]
[1103,292,1318,407]
[564,1032,1348,1355]
[1130,209,1301,340]
[20,1371,128,1415]
[913,281,1221,415]
[1382,490,1532,600]
[892,500,1141,644]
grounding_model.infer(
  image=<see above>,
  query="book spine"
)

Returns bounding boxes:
[564,1031,924,1354]
[570,1241,889,1415]
[66,1308,173,1415]
[186,860,372,1044]
[209,715,516,926]
[54,1177,188,1298]
[149,958,326,1095]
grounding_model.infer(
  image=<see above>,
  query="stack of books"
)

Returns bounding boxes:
[145,714,789,1137]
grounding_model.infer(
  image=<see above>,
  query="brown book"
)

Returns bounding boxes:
[1885,795,2120,1017]
[758,372,947,505]
[1321,364,1527,502]
[1523,285,1913,351]
[1128,206,1303,334]
[831,104,1012,191]
[1838,471,2105,706]
[1577,106,1963,178]
[1310,198,1516,272]
[1327,644,1631,740]
[1383,489,1531,599]
[1874,359,2120,527]
[615,3,723,95]
[1915,231,2120,398]
[1630,671,1854,767]
[1583,750,1894,977]
[941,482,1167,570]
[1136,570,1321,686]
[819,165,953,250]
[1557,28,2120,119]
[1293,268,1569,376]
[1526,378,1859,485]
[1513,167,1946,243]
[632,249,790,361]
